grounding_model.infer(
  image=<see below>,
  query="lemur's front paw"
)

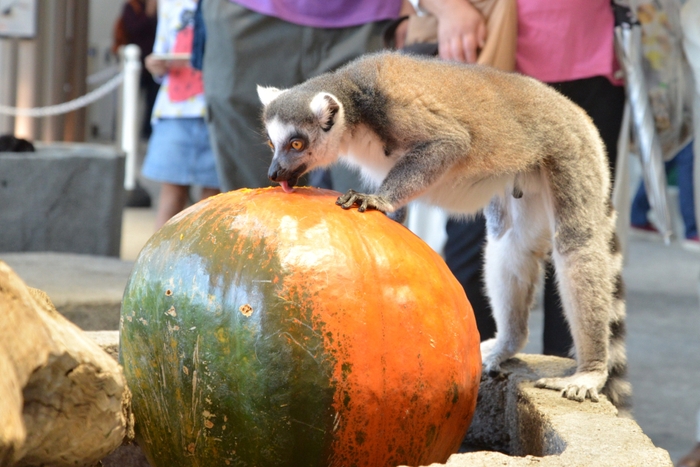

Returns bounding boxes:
[535,371,607,403]
[336,190,394,213]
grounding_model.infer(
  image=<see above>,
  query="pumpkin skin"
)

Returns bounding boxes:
[120,187,481,467]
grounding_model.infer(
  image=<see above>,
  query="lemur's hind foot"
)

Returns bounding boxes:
[535,370,608,403]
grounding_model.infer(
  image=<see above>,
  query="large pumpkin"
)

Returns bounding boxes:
[120,187,481,467]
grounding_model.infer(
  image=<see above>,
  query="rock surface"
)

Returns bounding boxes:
[0,261,132,467]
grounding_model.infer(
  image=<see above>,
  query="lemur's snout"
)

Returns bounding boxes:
[267,162,282,183]
[268,161,307,193]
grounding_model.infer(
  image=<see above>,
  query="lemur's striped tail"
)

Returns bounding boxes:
[602,231,632,416]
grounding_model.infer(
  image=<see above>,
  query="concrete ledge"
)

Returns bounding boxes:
[86,332,672,467]
[441,354,673,467]
[0,142,125,256]
[1,252,133,330]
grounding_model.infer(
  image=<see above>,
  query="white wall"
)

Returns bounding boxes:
[86,0,124,140]
[89,0,122,56]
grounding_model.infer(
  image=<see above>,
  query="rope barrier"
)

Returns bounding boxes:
[1,43,142,191]
[86,64,121,86]
[0,71,124,118]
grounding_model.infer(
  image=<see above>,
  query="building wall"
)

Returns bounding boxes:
[0,0,125,141]
[86,0,125,141]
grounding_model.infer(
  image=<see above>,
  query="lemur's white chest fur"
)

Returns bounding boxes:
[422,174,515,215]
[338,125,400,188]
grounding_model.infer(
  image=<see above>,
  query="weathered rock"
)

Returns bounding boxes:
[0,261,132,467]
[85,331,152,467]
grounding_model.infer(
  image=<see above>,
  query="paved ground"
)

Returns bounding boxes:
[615,238,700,464]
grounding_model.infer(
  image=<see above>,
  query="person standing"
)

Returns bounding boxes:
[142,0,220,229]
[118,0,160,139]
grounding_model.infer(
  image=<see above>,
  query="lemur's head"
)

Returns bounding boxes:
[257,85,346,193]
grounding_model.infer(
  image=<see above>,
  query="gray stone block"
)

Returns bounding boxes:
[0,142,126,257]
[433,354,673,467]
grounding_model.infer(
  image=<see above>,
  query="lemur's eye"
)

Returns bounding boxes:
[290,139,305,151]
[267,140,274,150]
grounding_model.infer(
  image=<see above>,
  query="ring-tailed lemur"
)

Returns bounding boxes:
[257,52,631,413]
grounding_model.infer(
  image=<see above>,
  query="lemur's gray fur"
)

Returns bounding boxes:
[257,52,631,412]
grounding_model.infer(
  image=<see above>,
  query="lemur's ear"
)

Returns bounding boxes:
[310,92,340,131]
[257,85,287,106]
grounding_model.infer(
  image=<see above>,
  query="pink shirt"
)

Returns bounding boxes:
[516,0,617,83]
[232,1,402,28]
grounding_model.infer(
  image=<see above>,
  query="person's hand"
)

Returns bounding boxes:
[145,54,168,77]
[433,0,486,63]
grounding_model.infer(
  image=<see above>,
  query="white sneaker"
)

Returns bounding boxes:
[681,236,700,252]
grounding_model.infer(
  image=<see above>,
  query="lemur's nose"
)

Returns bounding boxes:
[268,162,281,181]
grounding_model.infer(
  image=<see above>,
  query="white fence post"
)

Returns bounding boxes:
[121,44,141,191]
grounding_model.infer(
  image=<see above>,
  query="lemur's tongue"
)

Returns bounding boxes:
[279,181,295,193]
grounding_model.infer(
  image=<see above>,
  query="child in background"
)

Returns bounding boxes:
[142,0,220,229]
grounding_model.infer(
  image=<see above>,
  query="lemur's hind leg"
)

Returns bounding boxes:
[534,191,615,402]
[480,194,551,373]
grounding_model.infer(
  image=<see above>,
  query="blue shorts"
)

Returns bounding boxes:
[142,118,220,188]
